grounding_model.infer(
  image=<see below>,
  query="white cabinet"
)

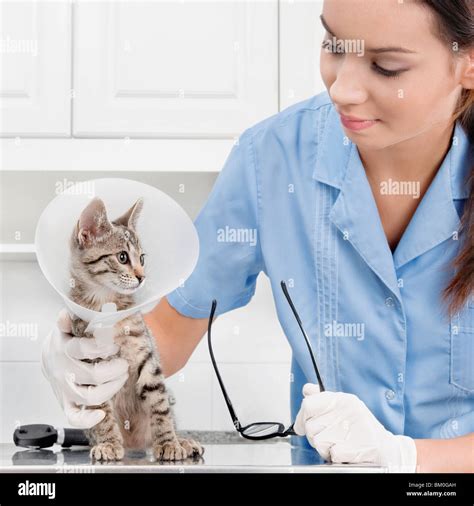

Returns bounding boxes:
[73,0,278,138]
[279,0,325,110]
[0,0,325,167]
[0,0,71,136]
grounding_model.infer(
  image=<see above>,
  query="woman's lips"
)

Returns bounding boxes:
[339,114,380,131]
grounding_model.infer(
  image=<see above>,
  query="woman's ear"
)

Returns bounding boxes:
[76,197,112,248]
[459,48,474,90]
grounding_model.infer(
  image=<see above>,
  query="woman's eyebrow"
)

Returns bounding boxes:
[319,15,417,54]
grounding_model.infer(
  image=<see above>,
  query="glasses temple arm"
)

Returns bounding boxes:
[207,300,242,429]
[280,281,326,392]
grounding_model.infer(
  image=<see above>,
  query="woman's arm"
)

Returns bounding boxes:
[414,433,474,473]
[143,297,210,378]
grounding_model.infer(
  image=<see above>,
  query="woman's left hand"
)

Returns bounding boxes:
[294,383,417,472]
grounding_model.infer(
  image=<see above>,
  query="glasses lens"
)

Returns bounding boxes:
[242,423,282,438]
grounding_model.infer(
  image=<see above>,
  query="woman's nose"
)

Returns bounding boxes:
[329,60,369,106]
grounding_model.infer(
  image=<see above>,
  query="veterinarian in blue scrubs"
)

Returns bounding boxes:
[42,0,473,473]
[166,90,474,471]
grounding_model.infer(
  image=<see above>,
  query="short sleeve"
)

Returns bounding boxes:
[166,128,264,318]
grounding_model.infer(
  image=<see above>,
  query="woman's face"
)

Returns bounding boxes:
[320,0,466,149]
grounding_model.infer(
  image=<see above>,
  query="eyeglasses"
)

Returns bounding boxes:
[207,280,325,441]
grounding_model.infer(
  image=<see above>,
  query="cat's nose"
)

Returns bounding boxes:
[134,267,145,283]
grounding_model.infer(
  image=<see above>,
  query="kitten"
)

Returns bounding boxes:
[66,196,204,462]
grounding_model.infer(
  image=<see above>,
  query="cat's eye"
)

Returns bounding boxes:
[118,251,129,264]
[140,253,145,266]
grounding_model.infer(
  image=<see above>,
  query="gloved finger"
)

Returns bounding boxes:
[329,442,379,464]
[303,411,342,438]
[311,437,334,462]
[294,391,342,436]
[65,372,128,406]
[302,383,321,397]
[92,326,115,344]
[294,384,324,435]
[300,391,343,420]
[40,330,54,380]
[64,357,129,385]
[57,308,74,334]
[294,392,338,436]
[66,336,120,360]
[311,424,349,462]
[64,398,106,429]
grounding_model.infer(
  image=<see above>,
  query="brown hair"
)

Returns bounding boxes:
[418,0,474,316]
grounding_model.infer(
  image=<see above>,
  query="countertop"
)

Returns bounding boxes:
[0,432,386,473]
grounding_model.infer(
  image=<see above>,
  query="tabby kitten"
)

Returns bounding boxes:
[66,196,203,462]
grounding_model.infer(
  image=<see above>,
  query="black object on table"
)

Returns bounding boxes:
[13,424,89,449]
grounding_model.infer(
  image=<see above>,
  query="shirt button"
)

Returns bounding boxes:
[385,389,395,400]
[385,297,395,307]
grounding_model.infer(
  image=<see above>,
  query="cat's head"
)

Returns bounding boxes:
[70,197,146,295]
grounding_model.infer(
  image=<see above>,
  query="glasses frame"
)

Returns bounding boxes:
[207,280,325,441]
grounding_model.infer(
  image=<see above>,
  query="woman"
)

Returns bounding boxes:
[42,0,473,472]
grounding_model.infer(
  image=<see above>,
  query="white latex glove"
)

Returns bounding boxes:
[294,384,417,473]
[41,308,129,429]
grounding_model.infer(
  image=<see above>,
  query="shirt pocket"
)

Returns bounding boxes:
[450,302,474,393]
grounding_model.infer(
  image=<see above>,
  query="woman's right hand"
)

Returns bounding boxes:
[41,308,129,428]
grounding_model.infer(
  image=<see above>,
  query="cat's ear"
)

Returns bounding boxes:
[113,198,143,230]
[76,197,113,248]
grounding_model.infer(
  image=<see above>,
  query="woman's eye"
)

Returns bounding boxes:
[140,254,145,266]
[118,251,129,264]
[322,42,405,79]
[372,62,403,78]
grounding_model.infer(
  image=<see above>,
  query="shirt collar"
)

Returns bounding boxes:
[313,102,473,201]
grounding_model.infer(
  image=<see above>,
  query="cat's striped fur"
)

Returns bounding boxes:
[68,197,203,461]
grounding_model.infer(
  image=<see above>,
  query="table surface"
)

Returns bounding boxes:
[0,442,386,473]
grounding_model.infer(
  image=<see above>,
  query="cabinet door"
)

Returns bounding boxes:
[73,0,278,138]
[280,0,325,110]
[0,1,71,136]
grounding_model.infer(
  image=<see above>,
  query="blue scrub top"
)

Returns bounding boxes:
[166,91,473,451]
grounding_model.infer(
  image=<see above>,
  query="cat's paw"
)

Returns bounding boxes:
[71,317,88,337]
[178,437,205,457]
[90,442,124,461]
[152,440,188,461]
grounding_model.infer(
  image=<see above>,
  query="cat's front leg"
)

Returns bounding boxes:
[86,401,125,461]
[136,355,203,460]
[70,317,92,338]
